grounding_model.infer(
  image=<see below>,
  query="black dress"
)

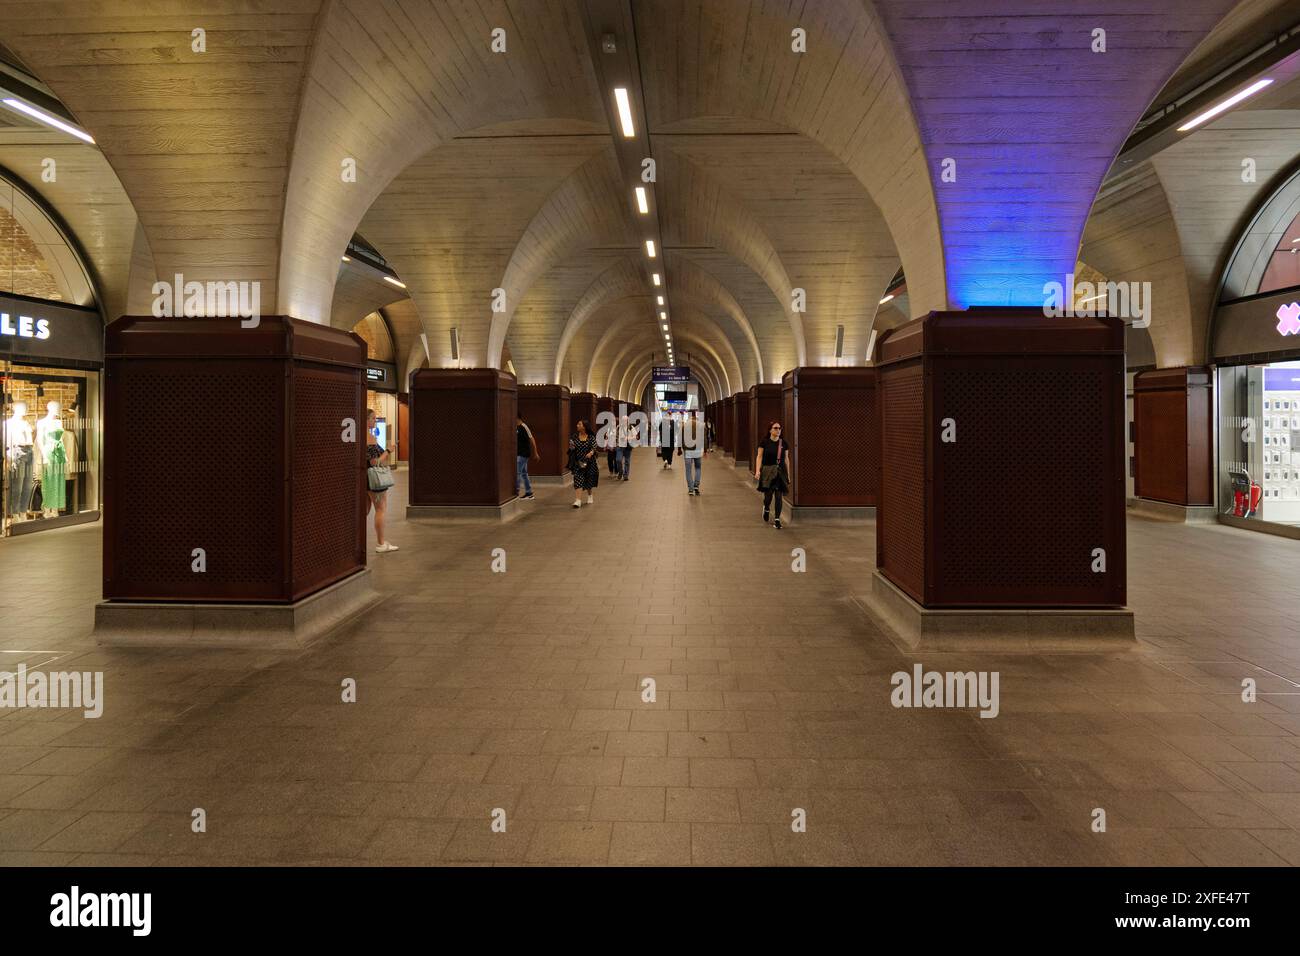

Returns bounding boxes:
[569,433,599,490]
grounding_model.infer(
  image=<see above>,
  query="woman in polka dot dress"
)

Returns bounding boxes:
[568,419,599,508]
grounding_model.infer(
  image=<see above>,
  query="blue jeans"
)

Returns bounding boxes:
[516,455,532,495]
[619,446,632,478]
[684,456,701,491]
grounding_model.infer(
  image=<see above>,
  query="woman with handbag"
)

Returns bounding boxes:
[365,409,399,552]
[753,420,790,530]
[569,419,599,508]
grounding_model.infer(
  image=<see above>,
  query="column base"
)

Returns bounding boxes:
[858,571,1135,653]
[94,569,380,650]
[407,499,521,522]
[1127,498,1216,523]
[785,504,875,523]
[526,473,570,486]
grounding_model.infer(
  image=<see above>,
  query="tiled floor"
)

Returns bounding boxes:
[0,449,1298,866]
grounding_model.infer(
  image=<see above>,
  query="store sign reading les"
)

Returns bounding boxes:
[1277,302,1300,337]
[0,311,51,340]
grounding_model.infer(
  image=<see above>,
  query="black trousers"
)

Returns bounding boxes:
[763,486,784,518]
[607,450,618,472]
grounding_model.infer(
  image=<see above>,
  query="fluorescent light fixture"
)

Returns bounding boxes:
[659,311,667,319]
[635,187,649,215]
[879,294,894,305]
[657,296,664,305]
[2,97,95,143]
[645,240,656,258]
[613,88,635,137]
[383,275,407,289]
[652,273,661,286]
[1177,78,1273,132]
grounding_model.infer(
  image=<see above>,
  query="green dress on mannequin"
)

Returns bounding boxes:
[41,426,66,511]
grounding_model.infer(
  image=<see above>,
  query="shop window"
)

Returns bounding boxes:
[2,364,100,532]
[1218,361,1300,527]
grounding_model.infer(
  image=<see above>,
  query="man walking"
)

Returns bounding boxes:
[681,411,704,495]
[516,414,539,499]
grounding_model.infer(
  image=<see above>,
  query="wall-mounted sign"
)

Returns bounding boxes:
[0,295,102,368]
[652,365,689,383]
[365,361,398,393]
[1277,302,1300,336]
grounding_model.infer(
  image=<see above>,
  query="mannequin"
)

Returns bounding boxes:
[36,401,66,514]
[5,401,34,520]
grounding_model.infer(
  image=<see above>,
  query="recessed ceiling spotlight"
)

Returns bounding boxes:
[652,274,661,286]
[879,294,894,305]
[635,187,649,215]
[657,296,664,305]
[341,256,351,262]
[383,276,406,288]
[645,240,656,258]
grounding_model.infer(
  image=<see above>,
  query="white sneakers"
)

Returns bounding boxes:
[375,542,399,553]
[572,500,582,508]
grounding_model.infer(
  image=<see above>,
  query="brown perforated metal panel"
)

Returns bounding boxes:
[102,316,365,604]
[518,385,570,476]
[933,359,1118,605]
[293,364,366,599]
[409,368,516,507]
[877,362,926,602]
[731,392,752,467]
[875,308,1125,609]
[721,396,734,451]
[749,384,782,472]
[570,392,597,436]
[782,368,877,508]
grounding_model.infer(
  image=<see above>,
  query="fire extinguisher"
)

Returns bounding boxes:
[1227,469,1261,517]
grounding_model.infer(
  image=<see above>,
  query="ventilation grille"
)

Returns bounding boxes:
[933,362,1117,604]
[108,362,284,600]
[292,366,364,597]
[792,383,877,507]
[879,365,925,601]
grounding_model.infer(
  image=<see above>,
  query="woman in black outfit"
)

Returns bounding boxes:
[753,420,791,529]
[569,419,599,508]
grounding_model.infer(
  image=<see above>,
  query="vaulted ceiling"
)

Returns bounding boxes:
[0,0,1295,393]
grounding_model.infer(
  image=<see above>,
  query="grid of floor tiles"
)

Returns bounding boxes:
[0,449,1297,866]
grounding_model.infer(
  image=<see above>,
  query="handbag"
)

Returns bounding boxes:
[366,464,395,492]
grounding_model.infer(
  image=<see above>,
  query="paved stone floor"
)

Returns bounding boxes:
[0,449,1298,866]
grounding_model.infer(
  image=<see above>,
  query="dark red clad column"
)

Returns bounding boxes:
[1132,367,1214,521]
[749,384,782,473]
[873,308,1132,648]
[779,367,877,520]
[731,391,752,470]
[517,384,571,479]
[95,316,379,648]
[407,368,518,520]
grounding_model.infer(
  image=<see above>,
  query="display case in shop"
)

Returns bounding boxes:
[2,362,100,535]
[1218,362,1300,528]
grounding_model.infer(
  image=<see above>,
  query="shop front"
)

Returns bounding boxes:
[1213,288,1300,536]
[365,360,400,462]
[1,294,102,536]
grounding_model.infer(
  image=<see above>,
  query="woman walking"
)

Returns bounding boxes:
[569,419,599,508]
[753,420,790,530]
[366,409,399,551]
